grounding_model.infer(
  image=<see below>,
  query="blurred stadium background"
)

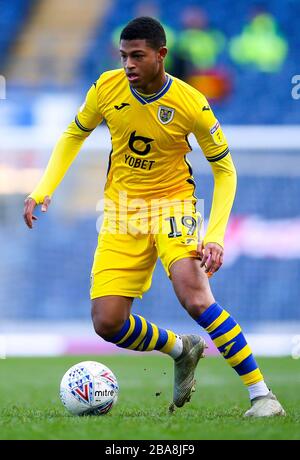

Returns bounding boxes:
[0,0,300,358]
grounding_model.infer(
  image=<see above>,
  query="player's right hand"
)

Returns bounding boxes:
[23,195,51,229]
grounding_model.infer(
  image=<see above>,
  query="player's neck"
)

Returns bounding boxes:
[136,71,167,95]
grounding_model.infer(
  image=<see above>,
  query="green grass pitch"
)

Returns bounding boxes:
[0,355,299,440]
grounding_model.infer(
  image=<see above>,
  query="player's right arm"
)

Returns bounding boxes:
[23,83,103,228]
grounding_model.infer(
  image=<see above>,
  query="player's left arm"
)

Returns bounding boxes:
[192,98,237,274]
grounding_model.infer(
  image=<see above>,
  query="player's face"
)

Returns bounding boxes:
[120,39,166,91]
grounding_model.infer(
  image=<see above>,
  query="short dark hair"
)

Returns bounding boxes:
[120,17,166,49]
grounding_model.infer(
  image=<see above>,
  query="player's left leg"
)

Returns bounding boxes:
[92,295,205,410]
[92,295,185,359]
[170,257,285,417]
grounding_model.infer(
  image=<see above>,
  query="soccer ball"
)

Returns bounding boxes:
[59,360,119,416]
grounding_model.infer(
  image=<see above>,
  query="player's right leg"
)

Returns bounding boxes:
[92,295,182,357]
[90,221,184,361]
[92,295,206,412]
[91,295,133,340]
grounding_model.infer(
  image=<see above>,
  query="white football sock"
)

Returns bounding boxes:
[248,381,269,400]
[169,335,183,359]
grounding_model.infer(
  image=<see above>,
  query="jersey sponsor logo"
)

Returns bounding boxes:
[202,105,210,111]
[128,131,154,156]
[124,154,155,170]
[114,102,130,110]
[158,105,175,124]
[210,120,226,145]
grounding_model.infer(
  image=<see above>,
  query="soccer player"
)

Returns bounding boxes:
[24,17,285,417]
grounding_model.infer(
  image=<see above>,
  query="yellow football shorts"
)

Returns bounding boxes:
[90,201,202,299]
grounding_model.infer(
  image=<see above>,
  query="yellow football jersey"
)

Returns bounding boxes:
[77,69,229,204]
[30,68,236,247]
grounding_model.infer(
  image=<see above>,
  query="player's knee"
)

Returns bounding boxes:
[92,313,125,341]
[181,292,214,318]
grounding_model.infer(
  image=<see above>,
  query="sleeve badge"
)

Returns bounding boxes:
[210,120,226,145]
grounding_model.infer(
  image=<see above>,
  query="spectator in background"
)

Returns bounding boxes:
[111,1,176,73]
[229,10,288,72]
[173,6,231,102]
[173,6,226,79]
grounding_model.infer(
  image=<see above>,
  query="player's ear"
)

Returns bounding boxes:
[158,46,168,62]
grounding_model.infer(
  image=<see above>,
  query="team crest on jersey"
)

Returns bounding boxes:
[158,106,175,124]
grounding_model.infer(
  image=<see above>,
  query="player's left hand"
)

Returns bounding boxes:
[197,241,224,275]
